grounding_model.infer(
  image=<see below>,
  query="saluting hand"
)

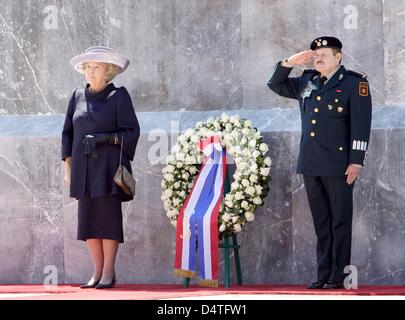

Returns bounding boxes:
[286,50,314,65]
[345,164,361,185]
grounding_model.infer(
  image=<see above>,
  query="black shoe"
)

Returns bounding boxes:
[80,280,100,289]
[307,280,327,289]
[323,280,344,289]
[95,276,116,289]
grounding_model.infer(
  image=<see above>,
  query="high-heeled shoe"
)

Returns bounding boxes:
[80,279,100,289]
[95,276,116,289]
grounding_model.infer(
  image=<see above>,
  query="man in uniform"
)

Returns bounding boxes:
[267,36,372,289]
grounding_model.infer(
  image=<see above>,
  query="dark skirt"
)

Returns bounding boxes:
[77,194,124,243]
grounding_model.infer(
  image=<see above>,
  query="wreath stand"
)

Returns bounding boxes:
[182,165,243,288]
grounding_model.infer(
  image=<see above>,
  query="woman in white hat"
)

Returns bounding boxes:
[61,46,140,289]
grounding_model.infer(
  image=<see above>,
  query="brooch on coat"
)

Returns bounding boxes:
[301,81,317,99]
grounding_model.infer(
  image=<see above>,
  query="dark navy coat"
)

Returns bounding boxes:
[268,62,372,177]
[61,83,140,201]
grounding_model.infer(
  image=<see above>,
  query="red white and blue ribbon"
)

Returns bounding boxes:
[174,135,227,287]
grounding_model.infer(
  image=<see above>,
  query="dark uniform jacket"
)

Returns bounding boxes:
[61,83,140,201]
[268,62,372,177]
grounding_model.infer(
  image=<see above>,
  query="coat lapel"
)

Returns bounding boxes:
[313,74,321,92]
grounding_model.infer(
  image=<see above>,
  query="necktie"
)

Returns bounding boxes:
[320,76,327,90]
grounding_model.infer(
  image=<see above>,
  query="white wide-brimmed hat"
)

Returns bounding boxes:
[70,46,130,74]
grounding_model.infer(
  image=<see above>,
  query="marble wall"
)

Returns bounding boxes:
[383,0,405,106]
[0,0,399,115]
[0,0,404,285]
[0,107,404,285]
[242,0,385,108]
[0,137,64,284]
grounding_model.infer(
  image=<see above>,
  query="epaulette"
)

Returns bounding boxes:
[347,70,367,79]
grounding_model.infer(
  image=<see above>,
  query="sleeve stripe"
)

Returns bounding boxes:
[352,140,368,151]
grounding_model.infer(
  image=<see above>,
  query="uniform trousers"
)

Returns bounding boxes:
[303,175,354,282]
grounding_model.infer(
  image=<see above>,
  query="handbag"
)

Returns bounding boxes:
[113,134,136,196]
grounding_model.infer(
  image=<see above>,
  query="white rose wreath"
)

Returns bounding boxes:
[161,113,271,237]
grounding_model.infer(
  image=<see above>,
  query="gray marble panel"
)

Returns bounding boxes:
[355,129,405,284]
[116,135,176,284]
[0,137,63,284]
[0,106,404,284]
[109,0,243,112]
[0,0,108,115]
[0,106,404,139]
[291,128,405,285]
[0,0,397,116]
[383,0,405,106]
[237,132,294,284]
[1,0,243,115]
[241,0,385,108]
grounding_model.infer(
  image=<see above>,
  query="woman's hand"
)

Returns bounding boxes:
[64,157,72,187]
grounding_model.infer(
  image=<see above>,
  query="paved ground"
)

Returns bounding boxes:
[1,284,405,300]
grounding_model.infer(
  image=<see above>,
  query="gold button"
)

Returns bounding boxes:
[312,119,317,124]
[310,132,315,137]
[335,99,339,103]
[339,147,343,151]
[314,108,319,113]
[317,96,321,101]
[338,107,343,113]
[328,105,333,110]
